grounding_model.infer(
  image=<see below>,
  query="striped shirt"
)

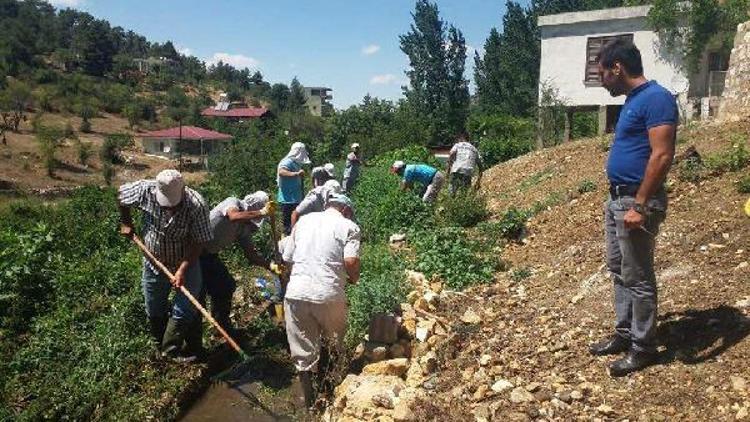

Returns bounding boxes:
[118,180,212,273]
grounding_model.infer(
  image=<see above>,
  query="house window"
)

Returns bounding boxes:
[584,34,634,85]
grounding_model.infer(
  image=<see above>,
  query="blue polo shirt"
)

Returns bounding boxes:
[277,157,303,204]
[403,164,437,186]
[606,80,678,184]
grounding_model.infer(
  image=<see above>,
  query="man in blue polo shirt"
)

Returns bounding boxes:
[390,161,445,203]
[588,39,678,377]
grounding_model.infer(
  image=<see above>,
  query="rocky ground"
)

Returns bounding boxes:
[326,120,750,421]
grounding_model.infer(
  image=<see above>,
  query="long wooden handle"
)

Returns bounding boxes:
[131,235,244,354]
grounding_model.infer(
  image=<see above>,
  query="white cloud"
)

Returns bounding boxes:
[361,44,381,56]
[178,47,192,56]
[207,52,260,69]
[48,0,84,7]
[369,74,399,85]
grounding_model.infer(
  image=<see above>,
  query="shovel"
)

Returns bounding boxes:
[130,235,250,365]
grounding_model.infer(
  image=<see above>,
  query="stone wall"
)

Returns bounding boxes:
[719,21,750,122]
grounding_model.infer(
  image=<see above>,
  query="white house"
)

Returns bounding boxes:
[538,5,729,136]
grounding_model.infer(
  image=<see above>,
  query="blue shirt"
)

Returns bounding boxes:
[606,80,678,184]
[403,164,437,186]
[277,158,303,204]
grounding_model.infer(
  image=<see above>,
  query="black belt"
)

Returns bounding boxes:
[609,183,640,198]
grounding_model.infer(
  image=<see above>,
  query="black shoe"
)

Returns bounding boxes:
[609,349,657,377]
[589,335,630,356]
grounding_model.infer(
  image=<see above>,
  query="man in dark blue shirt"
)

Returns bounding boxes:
[588,39,678,377]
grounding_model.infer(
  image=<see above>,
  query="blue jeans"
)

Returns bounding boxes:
[141,259,203,322]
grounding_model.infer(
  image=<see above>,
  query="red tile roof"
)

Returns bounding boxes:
[201,106,269,118]
[140,126,232,141]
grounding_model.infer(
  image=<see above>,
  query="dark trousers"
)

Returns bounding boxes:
[604,191,666,353]
[198,253,236,332]
[281,203,299,235]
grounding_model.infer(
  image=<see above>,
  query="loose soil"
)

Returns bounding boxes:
[412,120,750,420]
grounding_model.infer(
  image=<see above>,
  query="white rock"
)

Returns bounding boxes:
[491,379,514,393]
[730,376,747,392]
[461,309,482,324]
[509,387,536,403]
[479,354,492,366]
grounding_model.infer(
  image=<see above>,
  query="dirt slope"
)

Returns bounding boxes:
[0,112,206,195]
[417,120,750,421]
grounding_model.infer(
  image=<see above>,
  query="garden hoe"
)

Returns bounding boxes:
[130,235,253,380]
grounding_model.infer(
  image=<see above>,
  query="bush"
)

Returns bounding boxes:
[737,175,750,194]
[467,113,535,167]
[676,157,704,183]
[101,134,133,164]
[577,179,597,194]
[411,227,499,290]
[438,190,488,227]
[705,138,749,173]
[346,244,407,345]
[496,207,529,241]
[76,140,92,166]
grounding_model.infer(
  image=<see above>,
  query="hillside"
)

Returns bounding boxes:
[0,112,207,195]
[396,120,750,420]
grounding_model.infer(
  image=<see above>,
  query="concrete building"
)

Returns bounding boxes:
[538,5,730,138]
[304,86,333,116]
[141,126,232,168]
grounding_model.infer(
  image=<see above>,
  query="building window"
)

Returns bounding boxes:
[584,34,634,85]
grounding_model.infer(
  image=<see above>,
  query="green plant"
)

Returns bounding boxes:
[101,134,133,164]
[438,190,488,228]
[705,139,749,173]
[577,179,597,194]
[35,124,69,177]
[676,157,704,183]
[737,175,750,194]
[411,227,499,290]
[510,267,532,282]
[77,140,93,166]
[496,207,529,241]
[102,161,115,186]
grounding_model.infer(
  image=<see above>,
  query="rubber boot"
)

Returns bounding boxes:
[148,316,168,360]
[184,317,206,362]
[161,318,196,363]
[298,371,315,409]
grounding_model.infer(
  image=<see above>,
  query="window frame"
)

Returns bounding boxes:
[584,33,634,86]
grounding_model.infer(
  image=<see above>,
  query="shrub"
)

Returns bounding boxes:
[102,161,115,186]
[76,140,92,166]
[496,207,529,241]
[737,175,750,194]
[438,190,488,227]
[35,124,68,177]
[571,111,598,139]
[510,267,532,283]
[676,157,704,183]
[101,134,133,164]
[411,227,499,290]
[705,138,749,173]
[346,244,407,345]
[577,179,597,194]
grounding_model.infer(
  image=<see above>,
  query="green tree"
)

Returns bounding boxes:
[268,83,291,113]
[400,0,469,146]
[35,124,72,177]
[288,77,308,113]
[0,79,33,134]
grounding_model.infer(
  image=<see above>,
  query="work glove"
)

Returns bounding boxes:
[270,261,286,276]
[261,201,277,216]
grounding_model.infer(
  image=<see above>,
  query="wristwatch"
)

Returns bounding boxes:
[632,203,647,215]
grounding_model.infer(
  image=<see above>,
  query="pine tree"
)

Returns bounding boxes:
[288,77,308,113]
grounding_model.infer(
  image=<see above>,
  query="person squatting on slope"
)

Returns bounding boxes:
[277,142,311,235]
[290,179,342,228]
[588,39,678,377]
[342,143,362,194]
[446,132,484,194]
[118,169,212,363]
[281,193,361,408]
[311,163,336,188]
[390,160,445,203]
[195,191,273,349]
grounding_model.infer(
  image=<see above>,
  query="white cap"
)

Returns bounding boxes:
[322,179,342,196]
[351,143,360,150]
[324,162,335,177]
[242,191,270,227]
[391,160,405,171]
[155,169,184,207]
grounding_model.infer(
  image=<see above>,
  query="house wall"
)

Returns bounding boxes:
[142,138,176,158]
[539,14,690,107]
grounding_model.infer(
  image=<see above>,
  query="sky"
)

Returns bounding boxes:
[48,0,530,109]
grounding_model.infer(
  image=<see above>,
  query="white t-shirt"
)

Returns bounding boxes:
[450,142,482,175]
[282,209,361,303]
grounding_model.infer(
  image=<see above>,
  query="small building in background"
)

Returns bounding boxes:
[201,92,271,122]
[304,86,333,116]
[140,126,233,168]
[538,5,729,140]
